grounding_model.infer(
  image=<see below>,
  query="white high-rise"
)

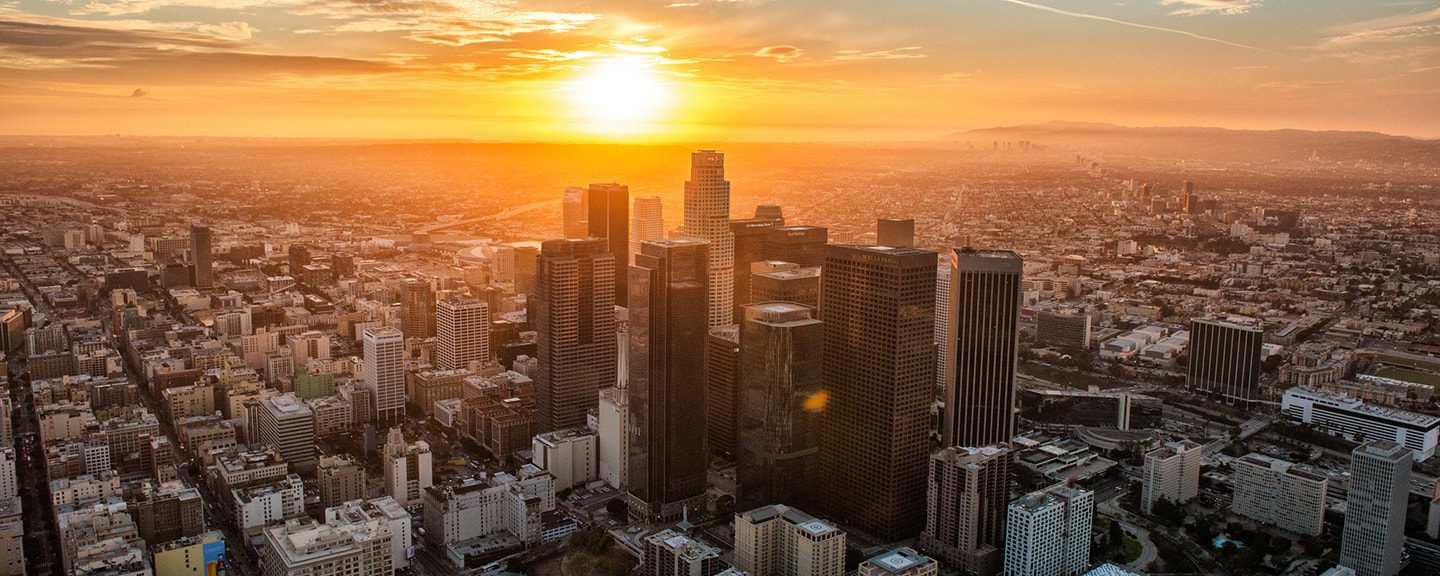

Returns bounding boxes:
[384,427,432,506]
[734,503,846,576]
[436,297,489,371]
[1340,441,1411,576]
[934,262,950,397]
[1141,440,1202,514]
[630,196,664,265]
[363,327,406,425]
[1003,484,1094,576]
[683,150,735,328]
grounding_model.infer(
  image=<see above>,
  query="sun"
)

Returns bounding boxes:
[567,57,672,137]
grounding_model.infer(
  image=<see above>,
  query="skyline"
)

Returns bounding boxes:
[3,1,1439,140]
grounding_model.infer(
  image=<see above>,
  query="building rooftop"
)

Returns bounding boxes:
[864,547,934,574]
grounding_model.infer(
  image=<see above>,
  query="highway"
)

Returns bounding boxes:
[411,200,558,235]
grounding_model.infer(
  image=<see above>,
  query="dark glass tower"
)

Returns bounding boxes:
[766,226,827,268]
[587,183,629,306]
[818,244,936,542]
[730,217,783,322]
[1187,316,1262,406]
[628,238,710,521]
[534,238,617,432]
[736,302,823,511]
[189,223,213,289]
[399,278,436,339]
[942,248,1023,448]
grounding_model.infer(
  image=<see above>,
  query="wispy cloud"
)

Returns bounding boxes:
[996,0,1281,55]
[1160,0,1260,17]
[1323,7,1440,47]
[828,46,926,61]
[754,45,803,61]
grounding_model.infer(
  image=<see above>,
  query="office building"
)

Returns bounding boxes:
[384,427,433,506]
[0,498,19,576]
[288,244,310,274]
[877,218,915,247]
[588,182,630,305]
[437,297,489,371]
[1232,453,1327,535]
[363,327,405,425]
[766,226,827,268]
[563,186,589,239]
[682,149,735,328]
[189,223,213,289]
[257,393,316,473]
[1339,441,1411,576]
[628,238,710,520]
[736,302,823,510]
[1188,316,1263,406]
[233,473,305,534]
[0,448,16,501]
[858,548,937,576]
[734,504,845,576]
[1035,308,1091,350]
[819,244,936,541]
[1003,484,1094,576]
[597,386,629,489]
[732,214,784,321]
[919,445,1009,576]
[631,196,664,265]
[1282,386,1439,462]
[532,427,597,489]
[934,263,949,396]
[1141,440,1202,514]
[331,252,355,279]
[705,325,739,459]
[325,497,412,573]
[261,516,394,576]
[399,278,436,339]
[534,238,617,432]
[643,529,725,576]
[943,248,1023,449]
[151,531,225,576]
[422,466,556,554]
[316,454,366,510]
[751,265,819,310]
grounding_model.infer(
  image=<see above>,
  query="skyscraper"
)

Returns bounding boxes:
[750,264,820,310]
[189,223,213,289]
[934,262,950,398]
[587,182,630,306]
[942,248,1023,448]
[1340,441,1411,576]
[436,297,489,371]
[257,393,316,473]
[630,196,664,265]
[534,238,617,433]
[682,150,735,328]
[363,327,405,425]
[730,215,783,322]
[919,445,1009,576]
[384,427,432,506]
[877,218,915,247]
[766,226,827,268]
[1188,316,1263,406]
[705,325,739,459]
[628,238,710,520]
[399,278,436,339]
[736,302,823,510]
[562,186,589,238]
[288,243,310,274]
[1003,484,1094,576]
[819,244,936,542]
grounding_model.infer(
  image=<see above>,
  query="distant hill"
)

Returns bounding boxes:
[945,121,1440,164]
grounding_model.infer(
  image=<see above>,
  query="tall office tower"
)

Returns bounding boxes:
[934,263,950,398]
[0,448,14,500]
[630,196,664,265]
[877,218,915,247]
[563,186,589,238]
[512,243,540,296]
[1232,454,1328,536]
[819,244,937,542]
[628,238,710,520]
[1188,316,1262,406]
[754,205,785,224]
[1003,484,1095,576]
[534,238,617,432]
[1181,180,1195,214]
[363,327,406,425]
[399,278,437,339]
[331,252,355,279]
[189,223,213,289]
[736,302,823,510]
[730,217,783,322]
[705,325,739,459]
[919,445,1009,576]
[257,393,317,473]
[1035,309,1091,349]
[766,226,828,268]
[942,248,1023,448]
[682,150,735,328]
[288,243,311,273]
[750,263,819,310]
[1141,440,1202,514]
[733,504,845,576]
[384,427,433,506]
[587,182,630,305]
[1340,441,1412,576]
[436,297,490,371]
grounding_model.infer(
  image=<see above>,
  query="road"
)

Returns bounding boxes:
[411,200,557,235]
[1097,499,1157,572]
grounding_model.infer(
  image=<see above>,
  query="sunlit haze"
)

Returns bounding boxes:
[3,0,1439,139]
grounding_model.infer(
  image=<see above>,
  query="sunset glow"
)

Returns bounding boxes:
[567,57,674,137]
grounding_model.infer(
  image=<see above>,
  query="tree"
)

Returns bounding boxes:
[605,497,628,518]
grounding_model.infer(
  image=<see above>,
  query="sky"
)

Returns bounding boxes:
[2,0,1438,140]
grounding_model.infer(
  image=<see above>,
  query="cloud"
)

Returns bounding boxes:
[198,21,257,40]
[828,46,926,61]
[754,45,803,61]
[664,2,699,7]
[1323,7,1440,47]
[996,0,1280,55]
[131,88,148,97]
[504,49,596,62]
[939,72,975,82]
[1160,0,1260,17]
